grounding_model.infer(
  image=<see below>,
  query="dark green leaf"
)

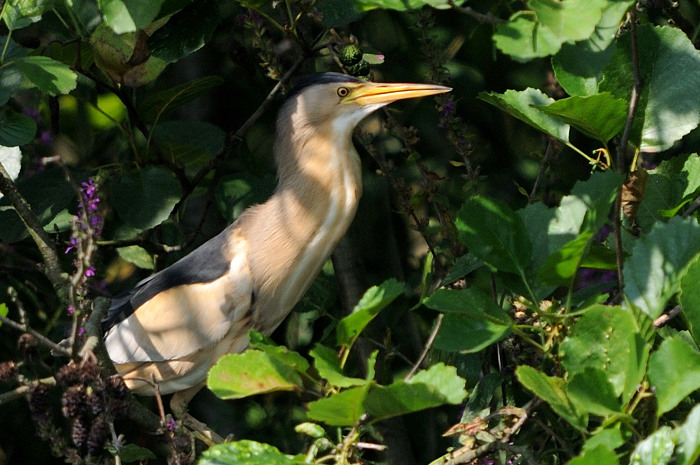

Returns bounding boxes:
[647,335,700,415]
[434,313,510,353]
[315,0,362,26]
[208,350,304,400]
[680,256,700,346]
[139,75,224,123]
[149,0,220,63]
[111,166,182,230]
[215,173,276,222]
[440,253,483,286]
[13,56,77,96]
[198,440,298,465]
[516,365,587,431]
[456,196,532,275]
[0,110,36,147]
[152,120,225,178]
[424,288,511,323]
[624,216,700,319]
[336,278,404,350]
[310,344,367,388]
[537,93,627,143]
[119,443,156,462]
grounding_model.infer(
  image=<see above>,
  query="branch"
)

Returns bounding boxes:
[405,313,443,381]
[612,8,642,302]
[0,161,67,295]
[449,1,506,24]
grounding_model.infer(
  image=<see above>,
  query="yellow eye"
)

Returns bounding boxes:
[337,87,350,98]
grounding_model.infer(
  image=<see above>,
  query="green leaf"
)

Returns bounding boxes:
[0,145,22,185]
[0,110,36,146]
[424,288,511,323]
[152,120,225,178]
[537,93,627,143]
[647,335,700,415]
[680,256,700,346]
[336,278,404,350]
[306,384,370,426]
[629,426,675,465]
[636,157,687,232]
[208,350,304,400]
[215,173,276,222]
[315,0,362,26]
[97,0,164,33]
[565,368,621,416]
[13,56,77,96]
[440,253,483,286]
[552,42,615,97]
[118,443,156,462]
[516,365,587,431]
[310,344,367,388]
[494,13,561,62]
[539,232,594,287]
[568,445,620,465]
[479,88,569,143]
[582,424,625,454]
[149,0,219,63]
[3,0,53,30]
[139,75,224,124]
[111,166,182,230]
[116,245,154,270]
[248,330,310,373]
[676,404,700,465]
[600,25,700,152]
[624,216,700,319]
[363,363,467,422]
[198,440,298,465]
[560,305,649,403]
[355,0,458,11]
[0,303,8,327]
[456,196,532,275]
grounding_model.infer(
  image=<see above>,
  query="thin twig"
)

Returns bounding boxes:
[653,305,682,328]
[0,376,57,405]
[529,139,555,203]
[405,313,444,380]
[612,8,642,302]
[0,313,73,357]
[449,1,507,24]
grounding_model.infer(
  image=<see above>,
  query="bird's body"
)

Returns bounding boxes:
[102,73,450,412]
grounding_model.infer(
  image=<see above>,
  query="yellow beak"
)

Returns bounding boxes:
[345,81,452,106]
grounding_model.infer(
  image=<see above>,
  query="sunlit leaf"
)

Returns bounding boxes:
[629,426,675,465]
[116,245,153,270]
[198,440,298,465]
[97,0,164,33]
[568,445,620,465]
[647,335,700,415]
[680,256,700,346]
[537,93,627,143]
[676,404,700,465]
[565,368,621,416]
[13,56,77,96]
[310,344,367,388]
[306,384,370,426]
[249,331,310,373]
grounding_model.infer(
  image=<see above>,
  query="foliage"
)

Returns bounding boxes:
[1,1,700,465]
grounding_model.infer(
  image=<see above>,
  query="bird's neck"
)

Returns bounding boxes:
[240,122,362,331]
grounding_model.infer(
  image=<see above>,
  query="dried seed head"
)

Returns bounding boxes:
[79,359,101,385]
[17,333,38,356]
[0,360,19,383]
[71,416,89,449]
[87,416,109,456]
[56,362,82,386]
[87,388,104,415]
[61,385,87,419]
[28,383,51,417]
[104,375,127,400]
[107,399,129,420]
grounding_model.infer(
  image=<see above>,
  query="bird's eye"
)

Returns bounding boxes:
[337,87,350,98]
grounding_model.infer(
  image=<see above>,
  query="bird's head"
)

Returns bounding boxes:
[280,72,452,137]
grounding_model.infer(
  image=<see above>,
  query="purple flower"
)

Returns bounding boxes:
[67,306,75,315]
[65,236,79,254]
[39,130,53,146]
[441,101,455,117]
[85,267,96,277]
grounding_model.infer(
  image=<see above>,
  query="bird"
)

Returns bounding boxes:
[101,72,451,418]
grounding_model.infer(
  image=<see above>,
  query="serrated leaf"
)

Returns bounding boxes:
[624,216,700,319]
[3,0,53,30]
[208,350,303,400]
[248,330,310,373]
[336,278,404,350]
[306,384,370,426]
[198,440,298,465]
[310,344,367,388]
[149,0,219,63]
[560,305,649,403]
[456,196,532,275]
[111,166,182,230]
[0,110,36,146]
[479,88,569,142]
[565,368,621,416]
[680,256,700,346]
[13,56,77,96]
[537,93,627,143]
[629,426,675,465]
[600,25,700,152]
[516,365,588,431]
[139,75,223,123]
[116,245,153,270]
[676,404,700,465]
[363,363,467,422]
[647,335,700,415]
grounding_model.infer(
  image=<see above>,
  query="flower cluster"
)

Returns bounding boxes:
[66,178,102,278]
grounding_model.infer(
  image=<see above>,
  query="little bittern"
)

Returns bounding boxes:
[102,72,451,414]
